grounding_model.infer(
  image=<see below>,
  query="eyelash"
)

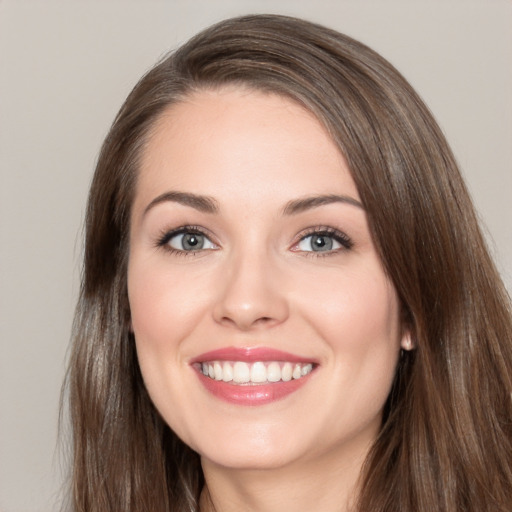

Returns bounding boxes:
[156,225,214,257]
[155,225,353,257]
[292,226,353,256]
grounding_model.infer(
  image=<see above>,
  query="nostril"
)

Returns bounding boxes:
[220,315,273,326]
[212,275,290,330]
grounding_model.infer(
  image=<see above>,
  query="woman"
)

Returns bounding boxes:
[66,14,512,512]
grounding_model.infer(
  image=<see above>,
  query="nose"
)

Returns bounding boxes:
[212,250,289,331]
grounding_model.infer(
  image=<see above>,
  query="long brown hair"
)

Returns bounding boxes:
[65,14,512,511]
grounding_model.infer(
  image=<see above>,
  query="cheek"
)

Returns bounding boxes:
[128,259,211,352]
[294,268,401,437]
[296,265,402,398]
[127,260,209,430]
[299,265,400,343]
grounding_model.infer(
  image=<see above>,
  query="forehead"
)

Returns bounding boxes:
[135,87,359,211]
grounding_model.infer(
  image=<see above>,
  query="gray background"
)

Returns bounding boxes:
[1,1,511,511]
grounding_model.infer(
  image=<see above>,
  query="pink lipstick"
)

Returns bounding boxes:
[191,347,317,406]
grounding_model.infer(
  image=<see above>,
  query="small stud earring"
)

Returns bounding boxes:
[401,334,413,351]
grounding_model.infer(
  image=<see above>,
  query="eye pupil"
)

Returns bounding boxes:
[312,235,333,251]
[183,233,204,250]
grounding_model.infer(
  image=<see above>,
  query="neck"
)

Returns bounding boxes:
[199,444,368,512]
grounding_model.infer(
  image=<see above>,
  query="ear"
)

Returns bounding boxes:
[400,330,414,351]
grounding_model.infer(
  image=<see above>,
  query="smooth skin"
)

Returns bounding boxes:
[128,87,410,512]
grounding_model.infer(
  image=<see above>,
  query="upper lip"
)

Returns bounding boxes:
[190,346,318,364]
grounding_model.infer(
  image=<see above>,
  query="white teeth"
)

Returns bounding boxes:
[233,361,250,383]
[267,362,281,382]
[250,362,267,383]
[200,360,314,384]
[301,363,313,376]
[222,361,233,382]
[213,362,223,381]
[281,362,292,382]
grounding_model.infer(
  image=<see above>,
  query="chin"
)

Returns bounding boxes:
[200,442,304,471]
[180,419,309,470]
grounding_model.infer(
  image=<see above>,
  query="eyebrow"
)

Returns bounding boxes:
[143,191,219,215]
[282,194,364,215]
[143,191,363,217]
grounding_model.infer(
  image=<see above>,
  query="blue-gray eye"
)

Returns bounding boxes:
[297,234,342,252]
[168,232,215,251]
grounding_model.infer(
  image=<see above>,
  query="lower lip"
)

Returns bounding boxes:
[196,371,312,406]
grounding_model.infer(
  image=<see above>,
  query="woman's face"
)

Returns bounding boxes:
[128,87,407,471]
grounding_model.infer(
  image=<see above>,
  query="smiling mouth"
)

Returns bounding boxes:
[191,347,317,405]
[197,360,315,384]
